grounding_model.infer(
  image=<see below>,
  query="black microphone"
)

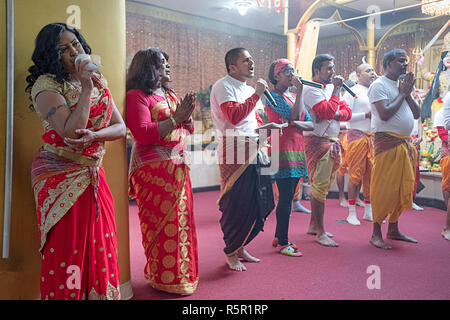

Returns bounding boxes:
[342,82,358,99]
[264,89,279,108]
[294,76,324,89]
[300,79,324,89]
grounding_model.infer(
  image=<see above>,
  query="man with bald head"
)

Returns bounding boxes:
[342,63,377,225]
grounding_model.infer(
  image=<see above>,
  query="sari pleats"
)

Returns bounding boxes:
[39,168,120,300]
[131,160,198,295]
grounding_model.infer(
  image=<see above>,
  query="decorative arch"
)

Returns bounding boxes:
[286,1,445,69]
[311,10,367,49]
[375,15,443,52]
[293,0,325,33]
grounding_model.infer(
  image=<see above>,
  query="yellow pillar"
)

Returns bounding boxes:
[367,17,376,67]
[286,32,297,63]
[0,0,130,299]
[0,1,6,256]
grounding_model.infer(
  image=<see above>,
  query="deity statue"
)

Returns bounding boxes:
[417,31,450,123]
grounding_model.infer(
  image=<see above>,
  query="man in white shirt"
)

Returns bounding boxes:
[210,48,276,271]
[302,54,352,247]
[342,63,376,225]
[367,49,421,249]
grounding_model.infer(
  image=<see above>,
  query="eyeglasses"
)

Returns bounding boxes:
[278,67,295,76]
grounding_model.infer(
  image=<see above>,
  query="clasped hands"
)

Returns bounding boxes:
[173,91,196,126]
[398,72,416,97]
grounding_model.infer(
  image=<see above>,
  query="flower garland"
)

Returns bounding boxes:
[420,119,442,171]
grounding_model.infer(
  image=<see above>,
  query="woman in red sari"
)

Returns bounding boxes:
[26,23,126,300]
[126,48,199,294]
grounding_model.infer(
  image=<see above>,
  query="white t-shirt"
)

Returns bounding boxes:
[343,84,371,132]
[367,75,414,136]
[434,108,445,128]
[411,119,420,136]
[210,75,259,138]
[443,91,450,131]
[302,84,341,137]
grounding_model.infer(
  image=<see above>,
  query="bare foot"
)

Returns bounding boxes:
[226,254,246,272]
[441,229,450,241]
[307,228,334,238]
[356,199,365,207]
[387,231,418,243]
[339,198,349,208]
[370,236,392,249]
[238,248,260,263]
[315,233,339,247]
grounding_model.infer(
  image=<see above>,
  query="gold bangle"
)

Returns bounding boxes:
[169,115,177,127]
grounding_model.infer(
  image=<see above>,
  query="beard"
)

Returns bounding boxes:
[324,78,332,85]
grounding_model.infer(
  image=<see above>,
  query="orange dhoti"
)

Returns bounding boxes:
[345,130,374,199]
[337,131,348,176]
[370,132,417,225]
[442,156,450,192]
[441,140,450,192]
[130,160,199,294]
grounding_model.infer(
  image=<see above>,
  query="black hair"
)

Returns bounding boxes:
[126,47,171,95]
[25,23,91,111]
[382,48,407,70]
[421,50,449,120]
[268,59,280,85]
[311,54,334,77]
[225,48,247,73]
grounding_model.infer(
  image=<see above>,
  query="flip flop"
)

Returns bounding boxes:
[272,238,298,250]
[278,244,302,257]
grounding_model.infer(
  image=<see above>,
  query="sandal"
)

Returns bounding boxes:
[278,244,302,257]
[272,238,298,250]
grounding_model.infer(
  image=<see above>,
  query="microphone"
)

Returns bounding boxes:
[74,54,101,71]
[292,75,324,88]
[264,89,279,108]
[342,82,358,99]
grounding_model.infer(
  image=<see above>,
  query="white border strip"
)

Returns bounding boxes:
[119,280,134,300]
[3,0,14,259]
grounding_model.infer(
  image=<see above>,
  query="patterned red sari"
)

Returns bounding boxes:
[127,90,198,295]
[31,74,120,300]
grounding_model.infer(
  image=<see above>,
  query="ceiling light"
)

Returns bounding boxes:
[233,1,253,16]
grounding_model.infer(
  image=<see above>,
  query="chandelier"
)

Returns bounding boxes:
[421,0,450,16]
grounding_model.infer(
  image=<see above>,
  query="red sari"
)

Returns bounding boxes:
[127,89,198,295]
[31,74,121,300]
